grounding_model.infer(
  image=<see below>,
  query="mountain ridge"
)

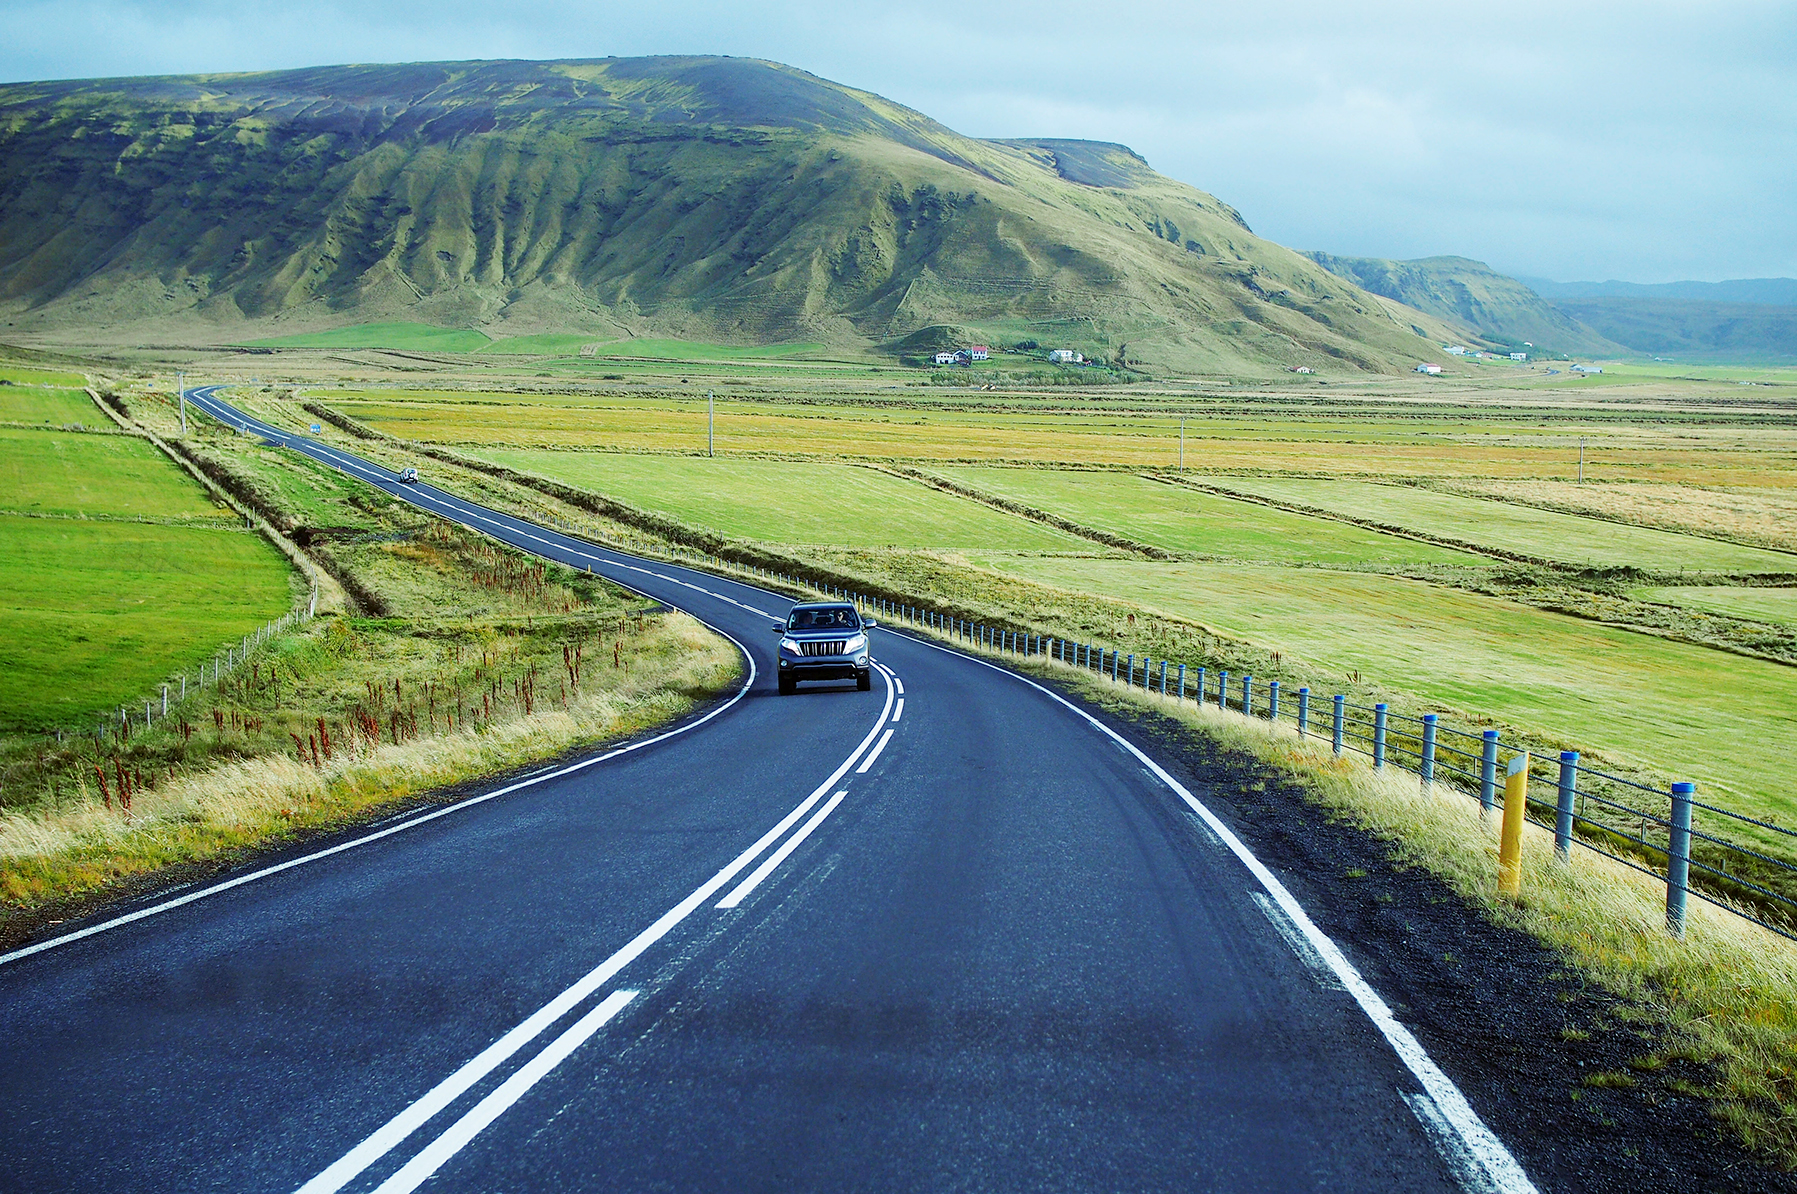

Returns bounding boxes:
[0,56,1462,374]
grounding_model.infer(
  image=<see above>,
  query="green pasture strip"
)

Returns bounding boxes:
[585,338,826,361]
[0,385,101,426]
[0,515,294,730]
[973,554,1797,828]
[467,450,1082,550]
[1636,586,1797,627]
[0,427,231,521]
[239,322,494,353]
[475,334,605,356]
[932,467,1484,568]
[0,367,88,389]
[1201,476,1797,573]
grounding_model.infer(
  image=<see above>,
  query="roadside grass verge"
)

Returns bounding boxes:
[0,610,738,932]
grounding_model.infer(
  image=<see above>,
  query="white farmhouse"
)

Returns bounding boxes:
[1509,352,1528,361]
[1415,363,1443,375]
[1048,349,1084,364]
[933,351,957,365]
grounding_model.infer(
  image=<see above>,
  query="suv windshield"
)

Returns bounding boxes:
[788,606,860,631]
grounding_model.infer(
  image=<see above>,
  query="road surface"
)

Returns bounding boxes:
[0,388,1536,1192]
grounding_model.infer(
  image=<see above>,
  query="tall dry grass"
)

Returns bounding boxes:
[0,612,738,914]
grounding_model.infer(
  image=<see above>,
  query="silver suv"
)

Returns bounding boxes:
[775,602,876,694]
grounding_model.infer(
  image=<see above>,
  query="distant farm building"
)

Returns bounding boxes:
[932,351,957,365]
[968,346,990,361]
[1048,349,1084,364]
[1288,366,1314,374]
[1571,364,1604,374]
[1444,345,1468,356]
[1509,352,1528,361]
[1415,363,1443,375]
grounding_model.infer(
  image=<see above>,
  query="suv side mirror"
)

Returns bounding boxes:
[772,624,787,635]
[863,618,878,630]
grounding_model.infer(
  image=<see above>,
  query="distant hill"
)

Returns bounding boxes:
[1520,276,1797,306]
[1546,297,1797,362]
[0,57,1466,375]
[1302,253,1624,356]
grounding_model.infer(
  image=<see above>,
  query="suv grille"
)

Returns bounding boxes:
[799,639,849,657]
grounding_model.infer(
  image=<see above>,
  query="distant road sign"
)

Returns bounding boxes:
[310,424,322,433]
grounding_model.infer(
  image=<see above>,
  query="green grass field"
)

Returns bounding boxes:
[585,338,826,361]
[0,515,294,729]
[932,467,1484,567]
[1200,476,1797,573]
[0,367,88,388]
[970,554,1797,825]
[241,323,495,352]
[467,450,1082,550]
[0,384,100,426]
[1637,586,1797,627]
[0,428,233,520]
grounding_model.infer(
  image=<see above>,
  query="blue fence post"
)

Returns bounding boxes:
[1420,714,1438,787]
[1269,679,1280,724]
[1297,687,1310,738]
[1373,703,1388,768]
[1554,751,1580,862]
[1667,782,1695,937]
[1159,659,1167,694]
[1242,675,1254,719]
[1126,654,1135,686]
[1178,663,1187,699]
[1218,670,1229,710]
[1195,667,1206,704]
[1479,730,1500,816]
[1332,695,1345,755]
[1110,650,1118,681]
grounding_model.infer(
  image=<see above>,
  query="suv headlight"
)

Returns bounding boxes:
[844,633,867,655]
[779,637,802,655]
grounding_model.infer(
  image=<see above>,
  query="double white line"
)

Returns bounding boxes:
[298,665,901,1194]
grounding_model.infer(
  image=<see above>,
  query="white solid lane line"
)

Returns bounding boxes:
[902,638,1539,1194]
[891,698,904,722]
[297,674,895,1194]
[370,990,639,1194]
[716,792,847,910]
[854,729,894,775]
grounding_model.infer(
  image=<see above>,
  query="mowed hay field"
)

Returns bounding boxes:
[0,428,236,521]
[1637,586,1797,627]
[1198,476,1797,573]
[930,467,1483,567]
[0,380,99,426]
[468,450,1084,550]
[0,516,292,729]
[326,389,1797,484]
[1448,479,1797,554]
[969,555,1797,827]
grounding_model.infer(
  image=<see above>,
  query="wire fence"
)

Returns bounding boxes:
[76,585,319,748]
[694,556,1794,945]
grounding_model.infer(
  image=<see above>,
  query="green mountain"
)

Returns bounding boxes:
[1302,253,1625,356]
[0,57,1465,374]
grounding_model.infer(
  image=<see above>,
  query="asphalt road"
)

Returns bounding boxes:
[0,389,1537,1192]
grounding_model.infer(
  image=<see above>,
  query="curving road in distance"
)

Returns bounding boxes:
[0,388,1537,1192]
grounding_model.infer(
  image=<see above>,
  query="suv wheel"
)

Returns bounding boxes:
[856,669,872,692]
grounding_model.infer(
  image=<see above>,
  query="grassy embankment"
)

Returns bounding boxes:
[0,384,739,933]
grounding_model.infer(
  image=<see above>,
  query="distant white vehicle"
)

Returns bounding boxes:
[398,467,419,484]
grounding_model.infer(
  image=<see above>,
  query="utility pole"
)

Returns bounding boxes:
[707,390,715,458]
[177,370,187,434]
[1578,436,1585,483]
[1179,415,1185,470]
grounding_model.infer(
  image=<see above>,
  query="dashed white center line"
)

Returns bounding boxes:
[891,698,904,722]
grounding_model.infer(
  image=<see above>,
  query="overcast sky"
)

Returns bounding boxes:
[2,0,1791,283]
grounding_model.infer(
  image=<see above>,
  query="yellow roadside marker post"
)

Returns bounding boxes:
[1498,752,1529,898]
